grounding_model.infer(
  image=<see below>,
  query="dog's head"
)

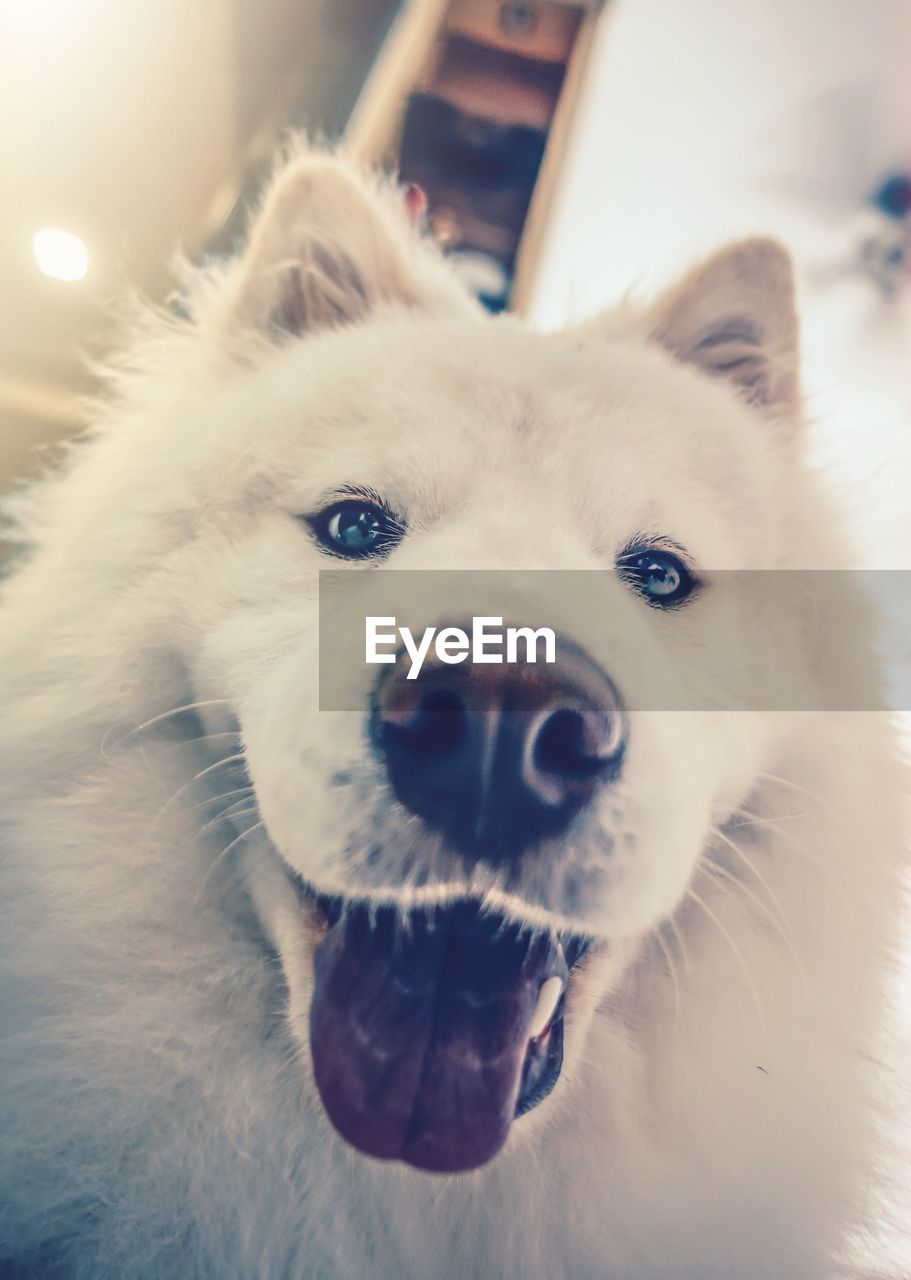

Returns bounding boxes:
[165,147,809,1174]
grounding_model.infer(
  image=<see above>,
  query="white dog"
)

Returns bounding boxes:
[0,145,904,1278]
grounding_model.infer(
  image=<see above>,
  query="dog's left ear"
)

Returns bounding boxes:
[649,238,799,413]
[218,146,475,346]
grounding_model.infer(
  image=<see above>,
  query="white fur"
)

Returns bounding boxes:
[0,144,905,1278]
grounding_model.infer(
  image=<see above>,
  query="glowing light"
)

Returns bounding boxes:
[33,228,88,282]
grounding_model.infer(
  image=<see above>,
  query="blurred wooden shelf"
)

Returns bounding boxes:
[446,0,581,64]
[346,0,608,313]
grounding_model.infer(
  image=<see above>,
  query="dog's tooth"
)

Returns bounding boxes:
[528,975,564,1040]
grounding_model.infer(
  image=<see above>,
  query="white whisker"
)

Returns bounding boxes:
[726,806,806,828]
[711,824,794,937]
[702,859,809,1001]
[755,770,840,819]
[155,730,242,752]
[197,801,261,839]
[144,752,248,844]
[667,913,690,976]
[186,783,256,815]
[653,925,682,1031]
[100,698,234,759]
[192,819,266,909]
[726,810,855,924]
[686,888,766,1034]
[128,698,233,738]
[258,1035,311,1094]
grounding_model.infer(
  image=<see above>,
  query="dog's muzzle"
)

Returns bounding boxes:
[305,637,620,1174]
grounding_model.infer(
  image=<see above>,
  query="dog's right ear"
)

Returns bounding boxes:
[217,146,475,347]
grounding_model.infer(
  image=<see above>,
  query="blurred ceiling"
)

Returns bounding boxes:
[2,0,907,496]
[0,0,400,485]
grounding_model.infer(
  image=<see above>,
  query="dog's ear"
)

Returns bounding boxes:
[649,239,799,413]
[219,146,474,344]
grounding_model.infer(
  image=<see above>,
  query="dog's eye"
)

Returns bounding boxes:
[617,546,696,607]
[308,499,402,559]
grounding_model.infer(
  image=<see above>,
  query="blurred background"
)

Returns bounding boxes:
[1,0,909,563]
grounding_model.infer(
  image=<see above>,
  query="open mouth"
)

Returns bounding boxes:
[303,892,592,1174]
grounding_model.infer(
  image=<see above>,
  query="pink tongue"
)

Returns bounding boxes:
[309,903,563,1173]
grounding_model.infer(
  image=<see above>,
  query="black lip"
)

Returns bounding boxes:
[516,1004,565,1116]
[515,927,592,1116]
[304,887,591,1123]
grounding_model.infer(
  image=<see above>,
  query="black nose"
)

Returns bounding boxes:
[372,637,626,861]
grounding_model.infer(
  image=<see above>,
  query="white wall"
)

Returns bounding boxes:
[533,0,911,565]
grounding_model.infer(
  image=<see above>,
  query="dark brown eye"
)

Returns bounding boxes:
[308,500,402,560]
